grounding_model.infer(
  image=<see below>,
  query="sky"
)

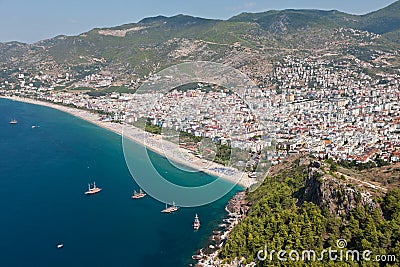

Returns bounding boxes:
[0,0,398,43]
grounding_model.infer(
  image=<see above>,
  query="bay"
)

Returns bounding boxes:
[0,98,241,267]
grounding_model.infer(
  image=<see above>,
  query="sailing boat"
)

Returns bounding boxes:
[132,188,146,199]
[9,119,18,124]
[161,201,179,213]
[193,214,201,230]
[84,181,102,195]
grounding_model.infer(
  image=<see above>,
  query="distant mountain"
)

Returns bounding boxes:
[229,1,400,36]
[228,9,353,33]
[139,14,218,27]
[360,0,400,34]
[0,41,29,61]
[1,1,400,81]
[26,13,256,69]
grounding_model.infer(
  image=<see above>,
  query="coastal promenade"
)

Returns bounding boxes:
[1,96,255,188]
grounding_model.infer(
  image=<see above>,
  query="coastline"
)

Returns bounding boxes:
[191,191,249,267]
[1,96,255,188]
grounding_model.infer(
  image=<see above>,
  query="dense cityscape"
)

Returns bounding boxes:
[1,1,400,266]
[2,42,400,169]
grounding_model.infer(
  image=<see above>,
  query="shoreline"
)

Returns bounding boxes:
[1,95,255,188]
[191,191,249,267]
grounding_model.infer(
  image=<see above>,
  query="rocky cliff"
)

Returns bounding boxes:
[298,162,378,217]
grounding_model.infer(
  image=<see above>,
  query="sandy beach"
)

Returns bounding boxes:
[1,96,255,188]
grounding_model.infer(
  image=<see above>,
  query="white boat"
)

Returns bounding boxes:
[132,188,146,199]
[84,181,102,195]
[57,244,64,249]
[9,119,18,124]
[161,201,179,213]
[193,213,201,230]
[192,255,202,260]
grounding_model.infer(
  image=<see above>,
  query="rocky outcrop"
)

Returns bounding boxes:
[226,191,250,217]
[298,164,377,217]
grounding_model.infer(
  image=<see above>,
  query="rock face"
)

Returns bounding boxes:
[226,191,250,217]
[298,164,377,216]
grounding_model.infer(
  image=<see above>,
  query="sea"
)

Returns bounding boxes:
[0,98,242,267]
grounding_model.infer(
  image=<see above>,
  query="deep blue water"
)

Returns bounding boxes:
[0,98,241,267]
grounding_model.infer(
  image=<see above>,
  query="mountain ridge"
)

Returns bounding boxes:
[2,1,400,45]
[1,1,400,85]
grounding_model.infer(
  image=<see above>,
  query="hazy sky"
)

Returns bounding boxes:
[0,0,397,43]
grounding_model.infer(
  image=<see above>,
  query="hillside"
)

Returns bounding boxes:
[0,2,400,97]
[2,3,400,266]
[1,1,400,92]
[228,9,352,32]
[360,1,400,34]
[219,156,400,266]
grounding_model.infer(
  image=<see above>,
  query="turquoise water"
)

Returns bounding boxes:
[0,98,241,267]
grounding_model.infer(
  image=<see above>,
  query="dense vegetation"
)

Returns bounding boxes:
[213,144,232,165]
[144,118,162,135]
[219,161,400,266]
[175,130,232,165]
[336,158,390,171]
[84,86,135,97]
